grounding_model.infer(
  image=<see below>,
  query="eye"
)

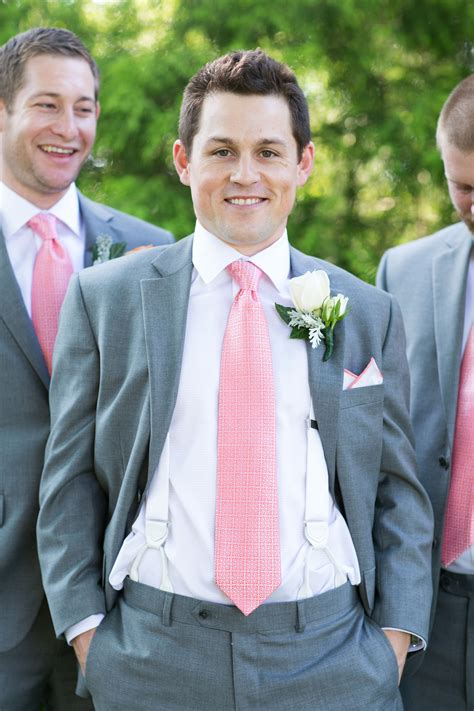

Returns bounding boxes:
[76,106,94,115]
[35,102,56,109]
[214,149,232,157]
[260,149,277,158]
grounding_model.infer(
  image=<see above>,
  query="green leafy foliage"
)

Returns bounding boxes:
[1,0,472,282]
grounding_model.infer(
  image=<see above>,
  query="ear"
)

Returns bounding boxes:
[0,99,6,132]
[296,141,315,187]
[173,140,191,186]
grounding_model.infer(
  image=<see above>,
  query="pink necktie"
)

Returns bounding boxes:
[215,260,281,615]
[442,326,474,565]
[29,214,73,375]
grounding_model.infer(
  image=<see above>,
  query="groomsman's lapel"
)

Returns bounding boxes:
[432,226,472,444]
[141,236,194,478]
[290,248,345,492]
[0,228,49,388]
[79,193,122,267]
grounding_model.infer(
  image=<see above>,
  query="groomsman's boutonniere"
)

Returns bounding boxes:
[275,270,349,361]
[92,234,126,265]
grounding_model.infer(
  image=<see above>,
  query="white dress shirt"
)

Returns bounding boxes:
[108,223,361,603]
[0,182,85,315]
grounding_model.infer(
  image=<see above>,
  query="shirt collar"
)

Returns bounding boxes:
[192,221,290,292]
[0,182,81,239]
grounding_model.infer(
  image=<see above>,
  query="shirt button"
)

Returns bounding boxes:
[199,609,210,619]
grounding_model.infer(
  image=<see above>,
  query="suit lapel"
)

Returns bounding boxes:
[0,229,49,388]
[141,236,194,477]
[78,192,116,267]
[290,248,345,492]
[432,224,472,443]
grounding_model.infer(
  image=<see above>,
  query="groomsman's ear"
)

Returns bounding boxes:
[173,140,191,186]
[0,99,6,132]
[296,141,315,187]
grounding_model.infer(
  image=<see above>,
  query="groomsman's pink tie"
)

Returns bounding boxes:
[442,326,474,565]
[215,260,281,616]
[29,214,73,375]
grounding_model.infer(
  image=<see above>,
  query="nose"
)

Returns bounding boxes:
[51,108,79,141]
[230,156,259,185]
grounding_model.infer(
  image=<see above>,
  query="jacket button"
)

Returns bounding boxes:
[198,609,210,619]
[438,457,449,470]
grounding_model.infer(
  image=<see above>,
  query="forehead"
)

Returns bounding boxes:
[195,91,294,145]
[17,54,96,101]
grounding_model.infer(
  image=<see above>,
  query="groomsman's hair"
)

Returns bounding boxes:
[436,74,474,152]
[179,49,311,160]
[0,27,100,110]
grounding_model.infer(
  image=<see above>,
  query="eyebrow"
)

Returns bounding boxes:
[205,136,288,147]
[30,92,96,103]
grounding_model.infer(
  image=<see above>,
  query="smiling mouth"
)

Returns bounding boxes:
[39,145,77,156]
[225,197,266,205]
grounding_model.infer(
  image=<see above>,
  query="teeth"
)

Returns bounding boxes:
[41,145,74,155]
[228,198,263,205]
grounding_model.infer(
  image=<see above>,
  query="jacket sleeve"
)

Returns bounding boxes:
[37,274,107,637]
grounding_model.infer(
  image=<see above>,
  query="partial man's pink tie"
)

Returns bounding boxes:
[441,326,474,565]
[215,260,281,616]
[28,213,73,375]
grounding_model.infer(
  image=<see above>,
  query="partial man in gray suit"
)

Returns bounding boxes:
[377,75,474,710]
[38,50,433,710]
[0,27,173,711]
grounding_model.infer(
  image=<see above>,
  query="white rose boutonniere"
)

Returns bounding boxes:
[275,270,349,361]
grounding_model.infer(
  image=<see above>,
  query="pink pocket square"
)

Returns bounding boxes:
[343,357,383,390]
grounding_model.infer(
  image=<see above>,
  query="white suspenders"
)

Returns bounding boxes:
[130,415,348,598]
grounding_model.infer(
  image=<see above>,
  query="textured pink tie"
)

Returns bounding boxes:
[442,326,474,565]
[29,214,73,374]
[215,260,281,615]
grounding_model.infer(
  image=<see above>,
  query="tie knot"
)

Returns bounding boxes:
[227,260,262,292]
[28,213,58,242]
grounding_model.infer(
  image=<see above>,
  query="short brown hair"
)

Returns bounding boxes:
[0,27,99,110]
[179,49,311,159]
[436,74,474,152]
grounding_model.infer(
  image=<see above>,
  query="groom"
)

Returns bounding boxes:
[38,49,434,709]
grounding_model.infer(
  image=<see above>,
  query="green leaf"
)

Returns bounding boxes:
[323,328,334,361]
[109,242,127,259]
[290,326,308,339]
[275,303,294,325]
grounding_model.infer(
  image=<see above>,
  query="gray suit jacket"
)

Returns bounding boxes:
[38,235,434,646]
[377,221,472,622]
[0,193,173,652]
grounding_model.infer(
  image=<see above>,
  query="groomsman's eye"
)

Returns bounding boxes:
[214,149,232,157]
[260,149,277,158]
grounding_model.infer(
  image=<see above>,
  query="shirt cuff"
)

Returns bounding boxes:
[381,627,426,652]
[66,614,105,645]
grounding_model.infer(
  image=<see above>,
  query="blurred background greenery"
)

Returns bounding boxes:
[1,0,473,282]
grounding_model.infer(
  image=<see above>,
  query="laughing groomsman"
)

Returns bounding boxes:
[0,27,172,710]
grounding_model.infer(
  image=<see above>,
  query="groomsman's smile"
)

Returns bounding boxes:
[174,91,314,256]
[0,54,100,209]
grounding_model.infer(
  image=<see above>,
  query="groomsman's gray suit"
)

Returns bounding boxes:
[377,221,474,710]
[38,234,434,710]
[0,193,172,707]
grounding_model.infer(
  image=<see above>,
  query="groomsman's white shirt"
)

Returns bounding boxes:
[0,182,84,314]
